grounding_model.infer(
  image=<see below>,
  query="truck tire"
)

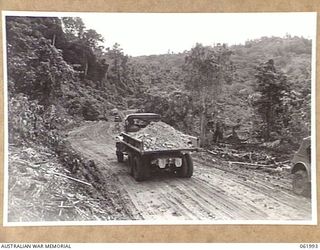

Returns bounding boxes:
[185,154,194,178]
[116,151,124,163]
[293,170,310,197]
[177,154,188,178]
[128,154,134,176]
[133,156,146,182]
[142,156,151,179]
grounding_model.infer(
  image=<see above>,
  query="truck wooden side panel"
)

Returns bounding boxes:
[118,132,199,155]
[121,132,144,152]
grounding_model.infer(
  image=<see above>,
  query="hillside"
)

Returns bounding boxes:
[6,16,311,152]
[128,36,311,147]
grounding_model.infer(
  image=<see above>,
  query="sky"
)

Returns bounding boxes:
[79,12,316,56]
[6,11,315,56]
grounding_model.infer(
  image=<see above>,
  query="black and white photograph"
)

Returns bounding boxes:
[3,12,317,225]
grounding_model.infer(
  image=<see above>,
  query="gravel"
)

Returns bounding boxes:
[130,121,194,151]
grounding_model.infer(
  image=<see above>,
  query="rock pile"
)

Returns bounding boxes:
[131,121,194,151]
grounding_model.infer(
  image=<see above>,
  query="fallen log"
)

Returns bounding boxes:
[53,172,92,186]
[229,161,276,168]
[58,201,63,217]
[206,150,218,155]
[281,164,292,170]
[34,161,49,165]
[275,160,291,165]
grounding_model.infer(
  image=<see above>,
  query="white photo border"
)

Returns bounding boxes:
[2,11,318,226]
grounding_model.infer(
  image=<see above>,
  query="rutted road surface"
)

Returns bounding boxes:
[67,121,312,221]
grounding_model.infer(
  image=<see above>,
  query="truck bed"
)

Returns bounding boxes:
[120,132,199,155]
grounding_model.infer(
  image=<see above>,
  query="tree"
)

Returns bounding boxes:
[60,17,107,83]
[82,29,104,48]
[184,43,233,146]
[142,91,193,132]
[106,43,131,92]
[281,82,311,145]
[252,59,289,141]
[6,17,77,105]
[62,17,85,39]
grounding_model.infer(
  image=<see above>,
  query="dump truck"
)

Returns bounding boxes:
[291,136,311,197]
[115,113,199,181]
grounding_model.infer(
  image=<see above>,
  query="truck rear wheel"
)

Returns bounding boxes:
[293,170,310,197]
[185,154,194,178]
[116,151,124,163]
[133,156,146,182]
[143,157,151,179]
[177,154,189,178]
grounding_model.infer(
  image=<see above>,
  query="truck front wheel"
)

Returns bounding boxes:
[116,151,124,163]
[293,170,310,197]
[133,156,146,182]
[128,154,133,176]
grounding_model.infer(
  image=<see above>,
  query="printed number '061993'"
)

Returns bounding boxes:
[300,244,319,249]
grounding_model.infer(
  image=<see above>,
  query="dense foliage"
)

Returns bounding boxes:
[252,59,290,141]
[6,17,76,104]
[6,16,312,151]
[184,43,234,145]
[130,37,312,148]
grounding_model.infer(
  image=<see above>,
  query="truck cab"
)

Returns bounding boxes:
[124,113,160,133]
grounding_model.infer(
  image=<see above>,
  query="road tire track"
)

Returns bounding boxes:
[67,121,312,221]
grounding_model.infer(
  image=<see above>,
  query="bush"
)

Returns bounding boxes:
[82,100,100,121]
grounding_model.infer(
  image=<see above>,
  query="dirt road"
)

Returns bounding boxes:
[67,121,312,221]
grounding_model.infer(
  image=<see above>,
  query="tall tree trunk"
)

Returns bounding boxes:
[52,34,56,46]
[200,112,207,146]
[84,62,88,76]
[265,106,271,141]
[199,90,207,146]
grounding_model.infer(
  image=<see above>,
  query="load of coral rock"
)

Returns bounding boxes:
[131,121,194,151]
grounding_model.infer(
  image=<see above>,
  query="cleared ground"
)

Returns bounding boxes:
[67,120,312,221]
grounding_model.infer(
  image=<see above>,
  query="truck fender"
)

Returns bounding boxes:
[291,162,310,181]
[116,141,126,152]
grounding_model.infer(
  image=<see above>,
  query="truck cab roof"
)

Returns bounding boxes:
[125,113,161,121]
[124,113,161,133]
